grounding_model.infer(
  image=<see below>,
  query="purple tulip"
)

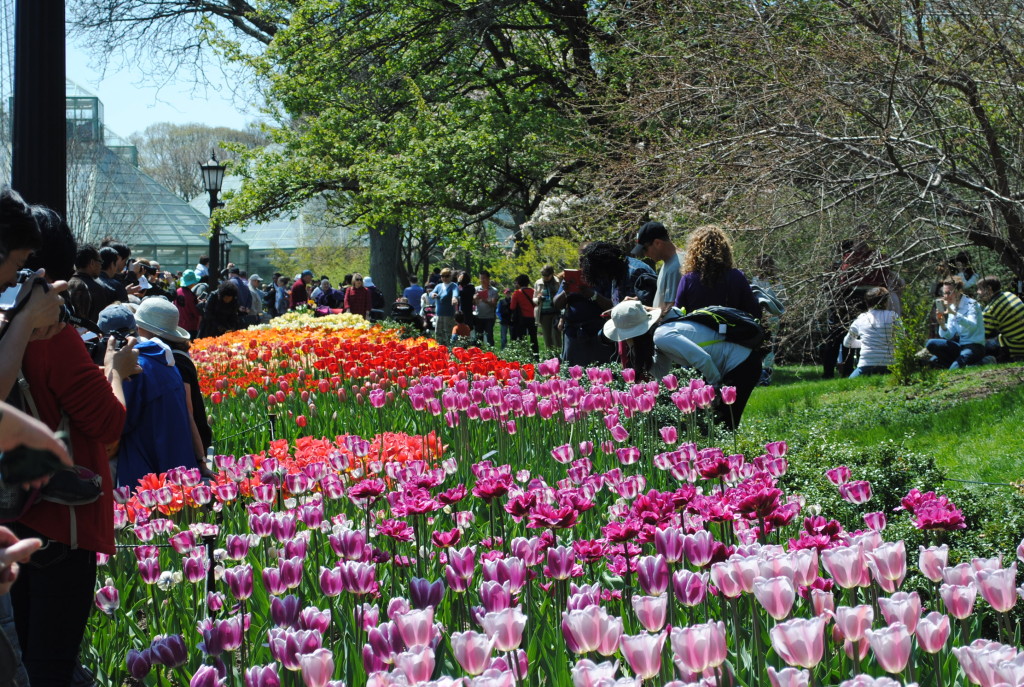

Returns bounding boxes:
[94,585,119,615]
[271,595,302,628]
[245,664,280,687]
[169,530,196,554]
[184,553,209,584]
[279,556,304,590]
[149,634,188,668]
[319,566,343,597]
[272,513,297,542]
[138,557,161,585]
[409,577,446,609]
[267,628,321,671]
[339,560,377,595]
[225,534,252,560]
[262,566,287,595]
[224,564,254,600]
[299,606,331,634]
[126,649,152,679]
[444,546,476,592]
[635,555,670,596]
[479,581,513,613]
[545,546,575,581]
[191,664,226,687]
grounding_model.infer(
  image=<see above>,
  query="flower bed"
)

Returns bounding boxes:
[82,322,1023,687]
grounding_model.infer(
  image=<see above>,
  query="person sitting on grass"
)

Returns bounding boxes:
[925,276,986,369]
[976,275,1024,363]
[843,287,900,378]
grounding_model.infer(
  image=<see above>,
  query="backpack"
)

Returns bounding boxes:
[370,287,386,310]
[663,305,766,350]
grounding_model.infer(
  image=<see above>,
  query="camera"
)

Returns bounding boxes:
[87,326,134,366]
[1,269,75,325]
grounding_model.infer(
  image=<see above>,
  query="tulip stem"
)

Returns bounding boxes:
[932,650,942,687]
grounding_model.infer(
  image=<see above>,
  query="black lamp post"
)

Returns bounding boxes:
[200,151,227,287]
[223,234,234,269]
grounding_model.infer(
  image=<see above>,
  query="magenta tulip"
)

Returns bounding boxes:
[451,630,495,675]
[839,480,872,504]
[825,465,851,486]
[863,511,886,531]
[915,611,950,653]
[770,616,826,669]
[670,621,727,674]
[654,527,685,564]
[865,622,912,674]
[94,585,119,615]
[619,631,666,680]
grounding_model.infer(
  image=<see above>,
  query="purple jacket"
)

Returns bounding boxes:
[674,268,761,318]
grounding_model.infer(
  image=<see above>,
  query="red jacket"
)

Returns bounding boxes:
[345,286,372,317]
[511,288,536,319]
[19,327,125,554]
[289,280,309,310]
[175,286,201,332]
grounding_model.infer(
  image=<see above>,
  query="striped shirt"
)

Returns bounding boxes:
[983,291,1024,357]
[844,309,899,367]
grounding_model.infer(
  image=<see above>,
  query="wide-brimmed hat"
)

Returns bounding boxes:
[134,297,190,342]
[180,269,200,287]
[602,300,661,341]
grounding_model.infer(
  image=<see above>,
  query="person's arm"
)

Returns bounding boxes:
[103,336,141,410]
[0,527,41,596]
[653,326,724,386]
[0,401,72,466]
[182,382,206,461]
[0,279,68,398]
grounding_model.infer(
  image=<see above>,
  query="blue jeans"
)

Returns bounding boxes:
[0,593,29,686]
[849,366,890,378]
[925,339,984,369]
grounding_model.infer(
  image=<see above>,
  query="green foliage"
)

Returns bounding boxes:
[488,237,581,289]
[889,287,933,386]
[268,242,369,283]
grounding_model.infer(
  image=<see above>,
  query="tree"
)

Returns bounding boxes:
[128,123,267,202]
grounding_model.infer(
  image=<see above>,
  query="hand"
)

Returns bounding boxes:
[107,336,142,378]
[0,402,73,468]
[126,284,142,297]
[935,310,946,325]
[20,276,67,330]
[0,528,41,595]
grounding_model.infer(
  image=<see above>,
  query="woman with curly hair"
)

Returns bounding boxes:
[674,225,760,318]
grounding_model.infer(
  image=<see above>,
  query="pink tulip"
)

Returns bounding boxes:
[753,575,796,620]
[299,648,335,687]
[562,606,603,654]
[394,645,435,684]
[953,639,1019,687]
[720,386,737,404]
[480,607,527,652]
[673,570,708,606]
[770,616,826,668]
[977,564,1018,613]
[863,511,887,531]
[596,610,623,657]
[659,426,678,445]
[631,595,667,632]
[710,561,744,598]
[654,528,685,564]
[670,621,727,673]
[811,589,834,618]
[1017,537,1024,564]
[636,555,670,596]
[821,544,868,589]
[971,555,1003,573]
[767,666,810,687]
[833,605,874,642]
[825,466,851,486]
[839,480,872,504]
[942,562,976,586]
[451,630,495,676]
[843,638,870,661]
[867,541,906,593]
[865,622,912,674]
[915,611,950,653]
[839,677,906,687]
[393,607,435,649]
[619,631,666,680]
[571,659,618,687]
[878,592,922,633]
[940,583,978,620]
[919,545,948,582]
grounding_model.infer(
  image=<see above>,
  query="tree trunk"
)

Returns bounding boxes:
[369,222,402,305]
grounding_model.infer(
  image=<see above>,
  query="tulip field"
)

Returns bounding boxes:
[83,313,1023,687]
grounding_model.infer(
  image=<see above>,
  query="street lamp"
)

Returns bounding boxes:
[199,150,226,287]
[223,234,234,269]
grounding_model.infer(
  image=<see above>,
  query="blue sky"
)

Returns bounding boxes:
[65,39,258,139]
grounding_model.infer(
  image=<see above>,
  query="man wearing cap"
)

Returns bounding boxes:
[290,270,314,310]
[604,300,761,429]
[632,221,685,319]
[248,274,265,324]
[98,300,202,488]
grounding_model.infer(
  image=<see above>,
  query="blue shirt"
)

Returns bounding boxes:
[117,340,196,489]
[404,285,425,314]
[432,282,458,317]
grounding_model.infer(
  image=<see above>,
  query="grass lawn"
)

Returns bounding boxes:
[743,363,1024,484]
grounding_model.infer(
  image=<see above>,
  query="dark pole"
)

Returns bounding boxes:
[208,195,220,288]
[11,0,66,217]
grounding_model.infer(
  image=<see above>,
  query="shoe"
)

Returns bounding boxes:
[915,347,932,360]
[981,356,997,366]
[758,369,773,386]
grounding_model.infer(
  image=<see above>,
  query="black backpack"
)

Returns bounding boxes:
[662,305,766,350]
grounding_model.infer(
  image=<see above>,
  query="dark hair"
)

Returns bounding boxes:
[514,274,530,288]
[454,311,465,323]
[409,275,419,284]
[478,269,490,279]
[580,241,627,288]
[199,255,210,265]
[953,251,974,279]
[941,276,965,292]
[978,276,1001,293]
[865,287,890,310]
[0,187,42,256]
[99,246,120,270]
[458,271,472,286]
[218,281,240,299]
[24,206,76,281]
[101,240,131,259]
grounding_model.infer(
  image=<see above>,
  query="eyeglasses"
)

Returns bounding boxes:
[354,279,363,282]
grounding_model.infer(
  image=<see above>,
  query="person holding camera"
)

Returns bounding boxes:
[8,203,139,685]
[926,276,986,369]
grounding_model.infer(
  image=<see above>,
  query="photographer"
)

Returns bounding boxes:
[10,205,138,686]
